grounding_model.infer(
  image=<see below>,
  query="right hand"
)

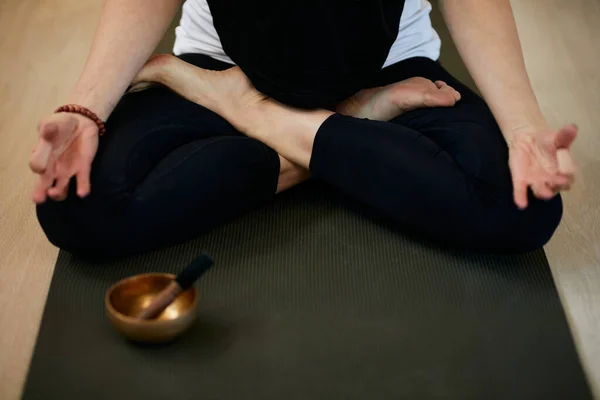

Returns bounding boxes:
[29,112,99,203]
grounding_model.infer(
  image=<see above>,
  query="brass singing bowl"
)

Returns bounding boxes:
[105,273,198,344]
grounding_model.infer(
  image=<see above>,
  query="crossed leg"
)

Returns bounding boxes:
[131,54,563,252]
[36,53,562,258]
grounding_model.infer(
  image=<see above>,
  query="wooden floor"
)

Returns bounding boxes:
[0,0,598,398]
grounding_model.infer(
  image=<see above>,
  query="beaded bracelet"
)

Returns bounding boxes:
[54,104,106,136]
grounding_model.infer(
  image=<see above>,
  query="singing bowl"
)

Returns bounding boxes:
[105,273,198,344]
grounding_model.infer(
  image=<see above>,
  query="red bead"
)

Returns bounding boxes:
[54,104,106,136]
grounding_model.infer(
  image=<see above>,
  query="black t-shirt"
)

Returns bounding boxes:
[207,1,406,108]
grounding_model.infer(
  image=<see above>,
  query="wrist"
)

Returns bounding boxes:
[500,116,549,147]
[65,98,112,122]
[55,104,107,136]
[67,86,119,122]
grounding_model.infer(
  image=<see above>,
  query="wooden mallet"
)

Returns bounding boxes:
[138,254,214,320]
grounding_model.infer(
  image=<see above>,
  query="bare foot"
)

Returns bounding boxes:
[336,77,461,121]
[133,54,311,192]
[133,54,332,169]
[132,54,268,130]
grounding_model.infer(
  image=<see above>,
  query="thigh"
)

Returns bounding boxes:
[94,54,238,202]
[376,57,512,191]
[37,55,281,257]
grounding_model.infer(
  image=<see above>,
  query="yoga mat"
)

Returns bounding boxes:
[23,183,592,399]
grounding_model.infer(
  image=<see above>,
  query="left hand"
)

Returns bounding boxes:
[508,124,577,209]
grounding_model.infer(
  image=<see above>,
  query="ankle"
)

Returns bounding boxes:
[222,96,273,137]
[237,100,333,168]
[277,155,309,193]
[136,54,173,85]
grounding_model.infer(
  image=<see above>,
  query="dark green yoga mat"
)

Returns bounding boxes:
[23,183,592,399]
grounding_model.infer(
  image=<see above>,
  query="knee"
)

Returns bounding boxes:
[37,200,83,255]
[36,196,108,258]
[490,194,563,253]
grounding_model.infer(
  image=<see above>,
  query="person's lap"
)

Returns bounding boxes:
[36,53,561,257]
[308,56,561,251]
[37,55,281,256]
[379,57,510,186]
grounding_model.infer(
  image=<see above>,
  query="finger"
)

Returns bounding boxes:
[552,174,570,187]
[75,124,98,198]
[435,80,447,89]
[531,180,556,200]
[47,176,71,201]
[39,114,72,141]
[39,113,79,149]
[548,175,571,192]
[556,148,576,177]
[32,166,55,204]
[29,140,53,173]
[554,124,578,149]
[513,180,529,209]
[30,114,79,174]
[29,117,66,173]
[75,163,92,198]
[509,148,530,209]
[39,119,59,142]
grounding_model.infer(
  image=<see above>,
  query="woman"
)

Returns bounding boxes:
[29,0,577,258]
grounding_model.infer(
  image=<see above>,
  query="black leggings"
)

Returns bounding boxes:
[37,54,562,258]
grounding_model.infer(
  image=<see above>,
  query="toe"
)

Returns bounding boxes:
[439,82,461,102]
